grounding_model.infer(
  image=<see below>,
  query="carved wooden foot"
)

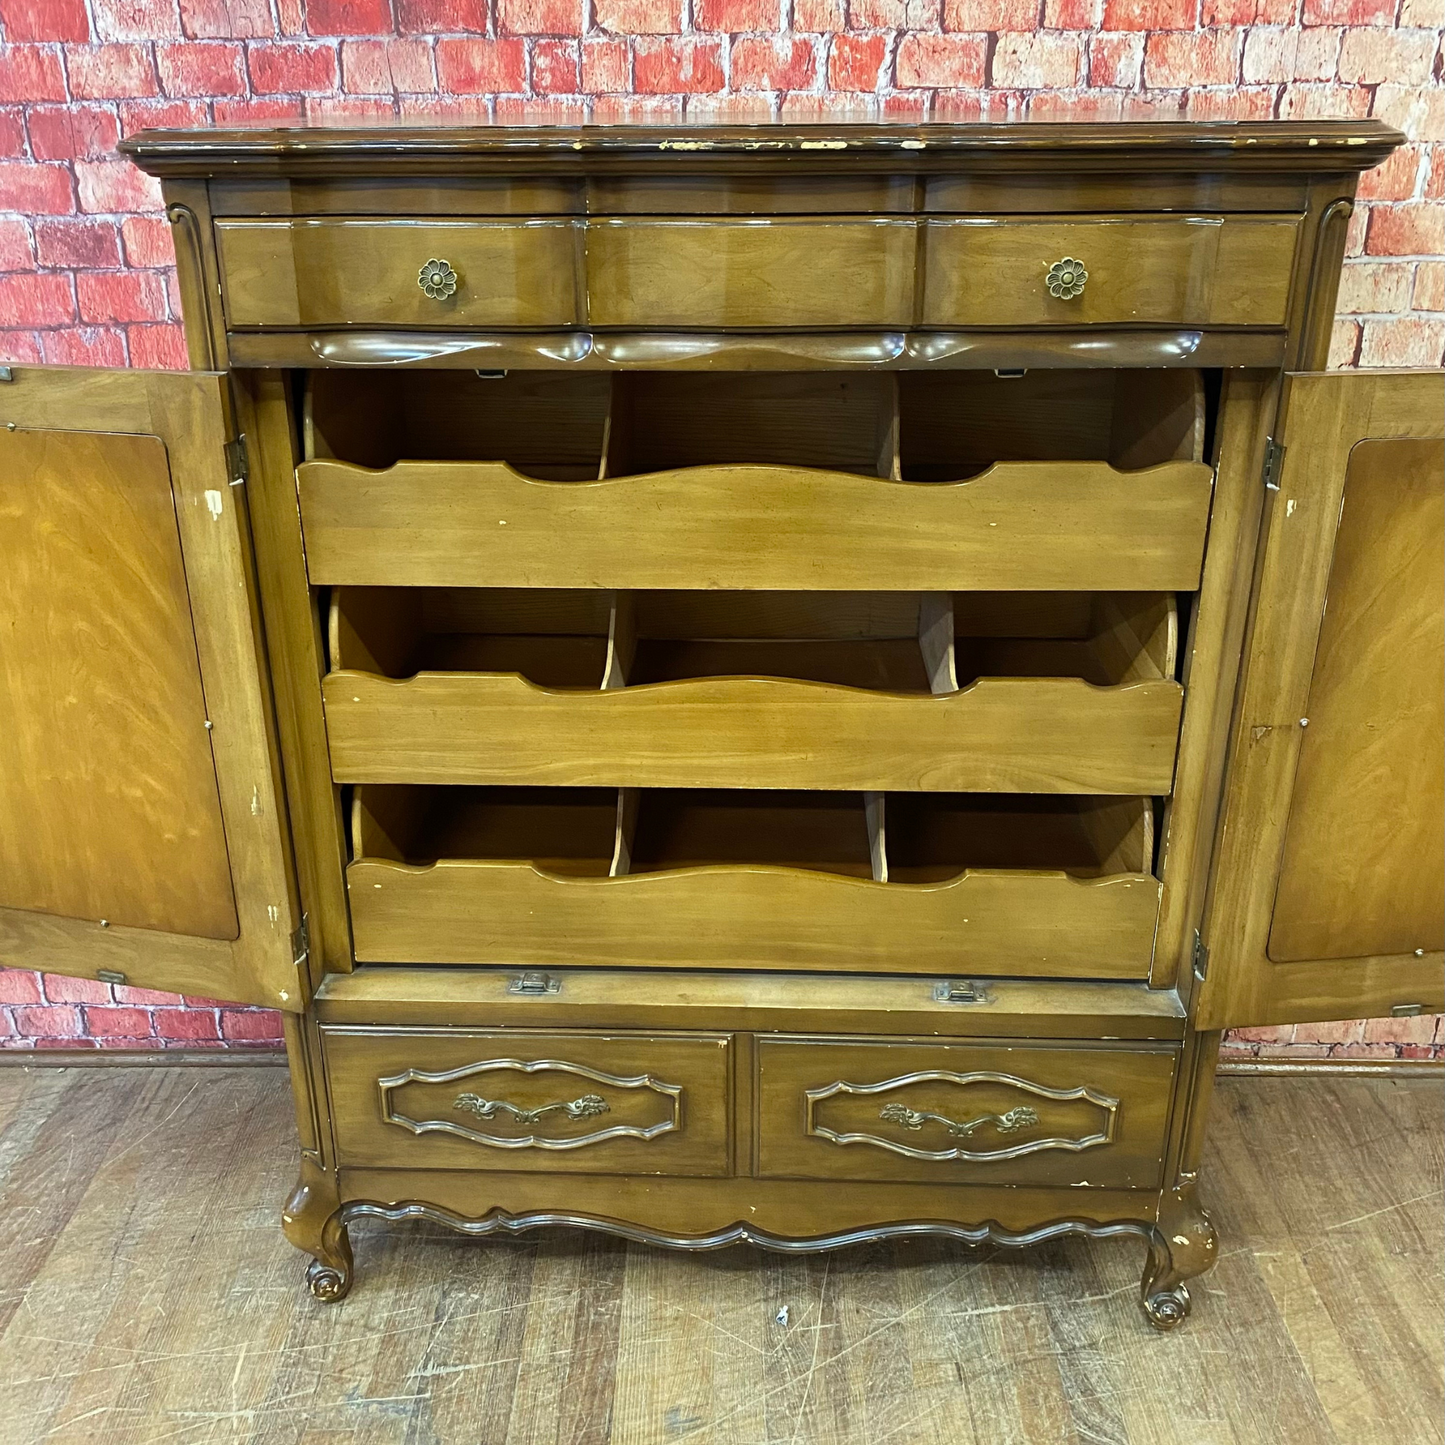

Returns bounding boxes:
[1140,1183,1217,1330]
[282,1156,354,1303]
[304,1240,353,1303]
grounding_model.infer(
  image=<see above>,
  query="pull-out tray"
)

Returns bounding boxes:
[298,458,1213,593]
[323,589,1182,794]
[345,787,1162,979]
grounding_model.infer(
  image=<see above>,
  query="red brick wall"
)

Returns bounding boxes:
[0,0,1441,1055]
[0,967,284,1049]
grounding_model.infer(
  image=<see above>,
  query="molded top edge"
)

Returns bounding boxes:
[121,119,1404,177]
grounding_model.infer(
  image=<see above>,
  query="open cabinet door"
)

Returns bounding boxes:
[0,366,303,1012]
[1198,370,1444,1030]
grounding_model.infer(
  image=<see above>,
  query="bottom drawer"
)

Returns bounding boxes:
[323,1028,732,1176]
[756,1037,1176,1189]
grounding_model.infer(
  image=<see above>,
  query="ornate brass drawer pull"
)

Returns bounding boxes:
[807,1070,1119,1163]
[453,1091,608,1126]
[378,1057,683,1151]
[418,257,459,300]
[880,1102,1038,1138]
[1046,257,1088,300]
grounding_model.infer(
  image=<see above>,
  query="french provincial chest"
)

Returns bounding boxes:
[2,121,1440,1329]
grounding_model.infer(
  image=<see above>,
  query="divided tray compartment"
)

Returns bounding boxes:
[303,368,611,478]
[296,369,1215,594]
[602,373,897,478]
[346,785,1162,979]
[322,587,1183,794]
[897,362,1205,478]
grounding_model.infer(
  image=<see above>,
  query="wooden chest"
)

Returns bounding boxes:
[1,120,1439,1330]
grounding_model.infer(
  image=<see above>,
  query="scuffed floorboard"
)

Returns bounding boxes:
[0,1067,1438,1445]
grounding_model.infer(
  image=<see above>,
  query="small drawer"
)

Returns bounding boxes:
[322,1027,732,1175]
[756,1037,1176,1189]
[214,217,579,329]
[584,216,917,329]
[922,214,1300,328]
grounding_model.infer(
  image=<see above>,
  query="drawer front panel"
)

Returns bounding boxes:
[346,859,1161,979]
[324,1028,732,1175]
[756,1037,1176,1188]
[215,218,579,329]
[585,218,917,329]
[922,215,1299,328]
[323,671,1184,795]
[297,460,1214,593]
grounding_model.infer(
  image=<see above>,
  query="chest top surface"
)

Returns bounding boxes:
[121,119,1401,177]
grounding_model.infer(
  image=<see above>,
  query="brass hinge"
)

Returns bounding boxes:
[1262,437,1286,492]
[508,971,561,996]
[224,433,249,488]
[932,980,992,1005]
[292,914,310,970]
[1192,929,1210,982]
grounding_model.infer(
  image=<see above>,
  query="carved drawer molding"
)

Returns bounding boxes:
[378,1057,683,1151]
[804,1069,1121,1164]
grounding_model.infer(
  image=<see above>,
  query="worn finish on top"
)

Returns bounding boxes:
[120,120,1405,177]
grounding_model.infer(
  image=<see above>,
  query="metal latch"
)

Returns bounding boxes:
[932,980,992,1005]
[224,433,249,487]
[508,971,561,996]
[1192,929,1209,982]
[1391,1003,1424,1017]
[292,914,310,969]
[97,969,126,986]
[1262,437,1286,492]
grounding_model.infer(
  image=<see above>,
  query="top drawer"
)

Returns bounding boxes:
[215,213,1300,333]
[215,217,580,329]
[922,215,1301,328]
[584,217,916,329]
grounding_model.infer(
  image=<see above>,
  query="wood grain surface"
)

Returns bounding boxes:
[323,671,1185,794]
[921,214,1299,328]
[585,217,917,329]
[297,459,1214,593]
[1268,436,1445,962]
[0,1065,1437,1445]
[216,216,581,329]
[0,426,238,939]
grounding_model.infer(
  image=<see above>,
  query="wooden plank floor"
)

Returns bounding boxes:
[0,1066,1438,1445]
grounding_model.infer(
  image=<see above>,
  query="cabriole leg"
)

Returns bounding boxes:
[282,1155,354,1302]
[1140,1183,1217,1330]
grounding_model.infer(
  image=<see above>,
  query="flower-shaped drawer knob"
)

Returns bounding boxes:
[418,258,459,301]
[1046,257,1088,300]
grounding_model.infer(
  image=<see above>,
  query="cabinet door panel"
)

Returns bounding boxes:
[0,366,302,1011]
[0,427,238,940]
[1198,371,1445,1029]
[1268,436,1443,962]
